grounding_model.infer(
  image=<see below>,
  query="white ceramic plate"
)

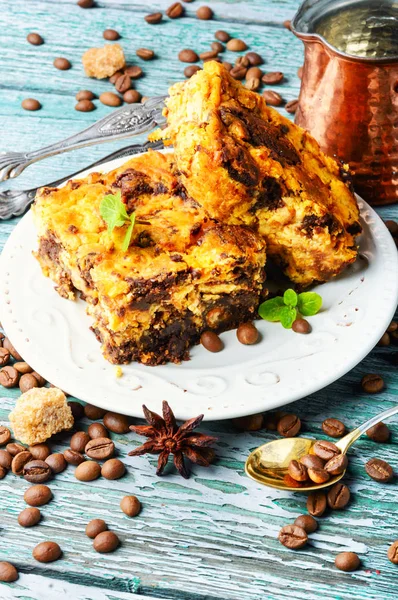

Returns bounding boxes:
[1,154,397,420]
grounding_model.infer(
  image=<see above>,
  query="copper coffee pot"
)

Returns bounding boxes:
[292,0,398,206]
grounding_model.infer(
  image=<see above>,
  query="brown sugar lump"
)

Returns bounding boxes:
[82,44,126,79]
[9,388,74,445]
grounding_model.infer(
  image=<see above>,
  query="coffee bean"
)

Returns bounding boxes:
[324,453,348,475]
[322,418,346,438]
[46,453,67,474]
[75,460,101,481]
[285,99,299,114]
[0,426,11,446]
[297,66,303,79]
[378,332,390,346]
[101,458,125,480]
[27,32,44,45]
[123,89,142,103]
[300,454,325,470]
[307,490,327,516]
[245,51,263,66]
[33,541,62,563]
[226,39,248,52]
[124,66,143,79]
[199,50,219,61]
[145,12,163,24]
[84,404,107,420]
[335,552,360,572]
[230,66,247,80]
[196,6,213,19]
[245,77,260,91]
[19,373,39,393]
[294,514,318,533]
[388,540,398,564]
[64,449,85,465]
[278,525,307,549]
[288,460,308,482]
[292,318,311,334]
[71,431,91,453]
[75,99,96,112]
[178,49,199,63]
[77,0,94,7]
[0,562,18,582]
[120,495,141,517]
[365,457,393,482]
[262,90,283,106]
[200,331,223,352]
[385,220,398,236]
[0,449,12,469]
[0,366,19,388]
[222,61,233,72]
[166,2,184,18]
[75,90,95,102]
[215,30,230,42]
[211,42,224,53]
[103,412,130,434]
[18,506,41,527]
[68,401,84,421]
[361,373,384,393]
[11,451,32,475]
[136,48,155,61]
[233,413,263,431]
[3,338,22,360]
[7,442,25,456]
[388,321,398,333]
[103,29,120,41]
[236,323,259,345]
[86,519,107,538]
[0,465,6,479]
[85,437,115,460]
[24,484,52,506]
[184,65,201,78]
[235,55,250,68]
[99,92,122,107]
[93,530,120,553]
[313,440,340,461]
[277,414,301,437]
[366,421,390,443]
[23,460,52,483]
[14,362,33,374]
[262,71,284,84]
[308,467,330,484]
[54,57,71,70]
[109,70,123,84]
[31,372,46,387]
[246,67,262,81]
[0,347,10,367]
[327,482,350,509]
[29,444,50,461]
[88,422,108,439]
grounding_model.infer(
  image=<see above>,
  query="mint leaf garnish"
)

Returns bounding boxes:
[297,292,322,316]
[280,306,297,329]
[100,191,136,251]
[258,296,285,321]
[283,289,297,308]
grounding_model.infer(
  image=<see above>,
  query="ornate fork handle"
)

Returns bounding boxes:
[0,140,165,220]
[0,96,167,182]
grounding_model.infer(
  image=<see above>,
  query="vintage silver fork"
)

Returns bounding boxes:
[0,140,164,220]
[0,95,167,182]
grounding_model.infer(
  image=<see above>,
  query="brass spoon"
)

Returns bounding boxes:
[245,404,398,492]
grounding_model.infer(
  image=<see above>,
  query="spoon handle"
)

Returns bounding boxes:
[339,404,398,451]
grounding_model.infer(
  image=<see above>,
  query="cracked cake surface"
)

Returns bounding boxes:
[150,61,361,287]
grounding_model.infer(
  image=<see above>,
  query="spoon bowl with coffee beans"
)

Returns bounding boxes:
[245,404,398,491]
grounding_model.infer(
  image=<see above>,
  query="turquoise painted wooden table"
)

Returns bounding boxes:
[0,1,397,599]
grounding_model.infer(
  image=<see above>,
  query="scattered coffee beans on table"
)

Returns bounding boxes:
[18,507,41,527]
[278,524,308,549]
[335,551,360,572]
[103,412,130,434]
[120,495,141,517]
[88,422,108,439]
[365,458,394,483]
[45,453,67,474]
[322,418,346,438]
[307,490,327,516]
[101,458,125,480]
[84,404,107,420]
[21,97,41,111]
[85,519,108,538]
[366,422,390,443]
[93,530,120,553]
[277,414,301,437]
[33,541,62,563]
[145,12,163,24]
[0,562,18,582]
[24,484,52,506]
[75,460,101,481]
[294,514,318,533]
[361,373,384,393]
[327,482,350,509]
[388,540,398,564]
[232,414,264,431]
[27,32,44,45]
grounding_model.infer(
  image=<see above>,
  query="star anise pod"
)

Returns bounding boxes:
[128,401,217,479]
